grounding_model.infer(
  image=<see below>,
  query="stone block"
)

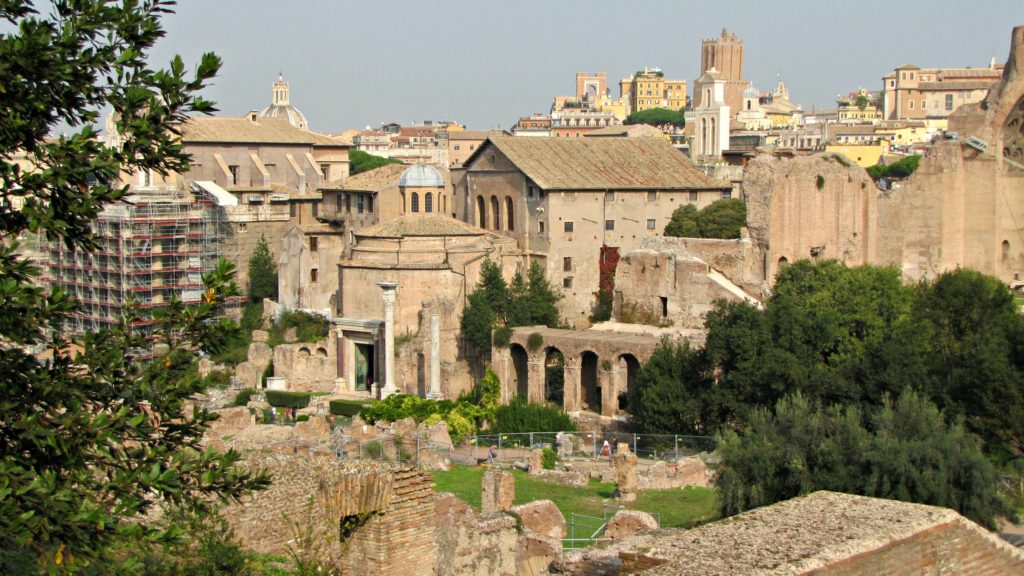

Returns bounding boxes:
[527,448,544,475]
[511,500,565,540]
[418,450,450,472]
[605,510,659,540]
[251,329,269,343]
[198,358,216,378]
[283,327,297,342]
[214,406,255,429]
[612,449,638,502]
[293,415,330,439]
[234,361,260,389]
[247,341,272,368]
[482,469,515,514]
[517,533,561,576]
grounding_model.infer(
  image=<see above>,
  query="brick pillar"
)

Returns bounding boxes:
[341,466,436,575]
[600,364,619,417]
[562,355,581,412]
[527,355,546,404]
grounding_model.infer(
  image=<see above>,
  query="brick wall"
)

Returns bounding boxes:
[811,517,1024,575]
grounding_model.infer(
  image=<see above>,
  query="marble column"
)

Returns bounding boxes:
[427,312,442,399]
[377,281,398,398]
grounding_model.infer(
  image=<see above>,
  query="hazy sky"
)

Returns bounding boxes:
[147,0,1024,133]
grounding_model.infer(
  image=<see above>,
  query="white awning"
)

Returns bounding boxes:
[192,180,238,206]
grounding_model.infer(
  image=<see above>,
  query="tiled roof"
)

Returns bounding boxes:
[476,136,726,190]
[918,80,997,91]
[323,164,407,191]
[449,130,492,140]
[181,116,348,146]
[354,214,488,238]
[583,124,665,138]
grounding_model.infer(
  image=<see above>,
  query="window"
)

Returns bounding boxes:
[310,268,318,283]
[312,202,318,217]
[889,80,895,88]
[564,221,574,233]
[563,257,572,272]
[454,144,461,151]
[721,190,732,199]
[605,219,614,231]
[425,192,433,213]
[689,191,698,202]
[357,194,365,213]
[921,100,926,109]
[539,221,545,234]
[909,100,914,109]
[563,277,573,289]
[901,72,906,80]
[228,165,239,186]
[289,202,297,218]
[309,236,318,252]
[647,191,656,202]
[527,185,534,198]
[411,192,419,213]
[647,219,656,230]
[367,196,374,213]
[945,94,954,111]
[320,164,330,178]
[345,194,351,212]
[604,191,614,202]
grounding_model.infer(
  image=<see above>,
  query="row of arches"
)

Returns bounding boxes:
[409,191,446,214]
[507,344,640,416]
[475,194,514,232]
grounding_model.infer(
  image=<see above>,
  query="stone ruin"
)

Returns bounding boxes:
[481,469,515,515]
[611,443,638,502]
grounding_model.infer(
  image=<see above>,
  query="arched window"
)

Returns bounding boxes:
[505,196,514,231]
[476,195,486,228]
[425,192,433,213]
[490,196,501,230]
[1003,240,1011,260]
[411,192,419,213]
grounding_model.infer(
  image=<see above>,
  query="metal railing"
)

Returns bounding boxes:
[564,506,662,549]
[329,430,717,467]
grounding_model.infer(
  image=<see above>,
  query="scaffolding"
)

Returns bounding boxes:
[42,183,232,352]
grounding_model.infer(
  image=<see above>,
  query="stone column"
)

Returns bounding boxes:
[427,312,442,399]
[333,324,346,393]
[377,281,398,398]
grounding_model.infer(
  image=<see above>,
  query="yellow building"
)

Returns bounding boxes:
[825,139,891,167]
[874,120,929,146]
[620,67,687,113]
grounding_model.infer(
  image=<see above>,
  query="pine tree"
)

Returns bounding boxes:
[248,234,278,302]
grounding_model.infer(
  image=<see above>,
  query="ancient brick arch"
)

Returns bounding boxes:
[491,327,663,417]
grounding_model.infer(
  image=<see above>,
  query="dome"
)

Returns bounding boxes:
[743,86,760,98]
[399,164,444,188]
[258,75,308,130]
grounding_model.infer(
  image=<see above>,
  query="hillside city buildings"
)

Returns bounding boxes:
[30,25,1024,411]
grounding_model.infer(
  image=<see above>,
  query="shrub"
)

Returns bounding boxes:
[491,397,577,434]
[203,369,232,390]
[330,399,373,417]
[265,390,312,409]
[232,388,255,407]
[815,174,825,190]
[541,447,558,470]
[866,154,921,180]
[527,332,544,352]
[493,325,513,348]
[268,310,330,345]
[296,414,310,422]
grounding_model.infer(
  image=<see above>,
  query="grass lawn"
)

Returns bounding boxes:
[430,465,718,529]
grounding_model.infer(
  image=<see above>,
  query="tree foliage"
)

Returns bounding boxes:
[716,391,1009,529]
[623,107,685,129]
[0,2,268,571]
[247,235,278,302]
[866,154,921,180]
[460,260,562,361]
[663,199,746,239]
[348,149,403,175]
[629,340,713,435]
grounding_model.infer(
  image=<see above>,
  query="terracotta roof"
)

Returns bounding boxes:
[323,164,407,191]
[583,124,665,138]
[449,130,492,140]
[918,80,997,91]
[181,116,347,146]
[474,136,726,190]
[354,214,488,238]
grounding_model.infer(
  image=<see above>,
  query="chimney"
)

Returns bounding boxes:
[248,110,259,124]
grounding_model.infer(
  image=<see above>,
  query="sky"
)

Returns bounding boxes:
[145,0,1024,134]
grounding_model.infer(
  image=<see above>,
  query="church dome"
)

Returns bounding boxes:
[399,164,444,188]
[743,86,760,98]
[259,75,308,130]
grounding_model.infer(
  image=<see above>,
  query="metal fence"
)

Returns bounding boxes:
[564,506,662,549]
[330,430,717,467]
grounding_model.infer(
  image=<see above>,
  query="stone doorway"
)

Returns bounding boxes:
[544,348,564,404]
[618,354,640,412]
[510,344,529,399]
[354,342,374,392]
